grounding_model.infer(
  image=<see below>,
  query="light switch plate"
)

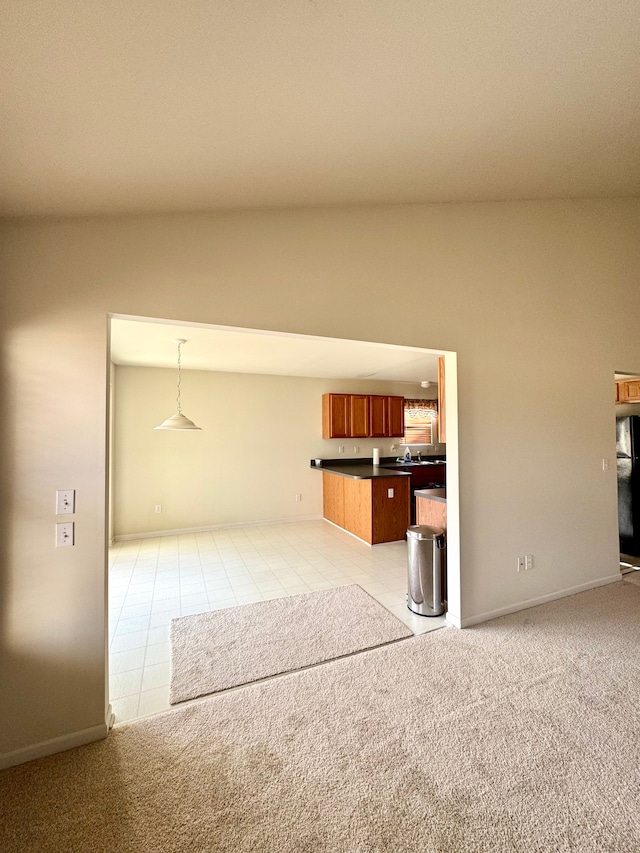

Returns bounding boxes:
[56,489,75,514]
[56,522,74,548]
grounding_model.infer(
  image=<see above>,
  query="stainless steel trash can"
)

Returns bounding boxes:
[406,525,446,616]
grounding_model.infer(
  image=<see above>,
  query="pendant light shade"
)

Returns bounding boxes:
[154,412,201,430]
[154,339,202,431]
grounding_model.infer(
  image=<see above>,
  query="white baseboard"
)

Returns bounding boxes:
[113,515,323,542]
[456,573,622,629]
[0,713,110,770]
[322,518,372,547]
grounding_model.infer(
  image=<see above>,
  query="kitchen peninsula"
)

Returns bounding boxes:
[312,457,446,545]
[415,491,447,530]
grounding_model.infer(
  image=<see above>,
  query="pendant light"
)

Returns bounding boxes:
[154,339,202,430]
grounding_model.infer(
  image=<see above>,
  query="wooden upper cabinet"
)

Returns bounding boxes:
[617,380,640,403]
[387,396,405,437]
[369,395,388,437]
[437,357,446,444]
[369,395,405,437]
[627,381,640,401]
[350,395,370,437]
[323,393,406,439]
[322,394,351,438]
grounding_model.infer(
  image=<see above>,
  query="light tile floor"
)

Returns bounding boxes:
[109,519,447,724]
[621,552,640,571]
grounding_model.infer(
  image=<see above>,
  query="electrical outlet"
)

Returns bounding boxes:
[353,445,359,453]
[602,458,610,471]
[517,556,525,572]
[338,446,345,454]
[155,504,162,513]
[56,522,74,548]
[295,494,302,502]
[390,444,397,453]
[387,488,395,498]
[525,554,534,570]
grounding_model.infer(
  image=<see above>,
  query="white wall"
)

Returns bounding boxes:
[1,199,639,763]
[112,366,438,536]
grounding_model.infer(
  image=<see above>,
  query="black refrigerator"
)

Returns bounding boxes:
[617,416,640,556]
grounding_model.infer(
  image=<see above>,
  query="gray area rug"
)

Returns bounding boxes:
[169,584,413,703]
[2,580,639,852]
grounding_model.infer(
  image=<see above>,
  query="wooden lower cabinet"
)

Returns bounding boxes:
[404,464,445,489]
[370,479,411,544]
[343,478,372,542]
[322,471,345,527]
[322,472,410,545]
[416,495,447,530]
[416,495,447,604]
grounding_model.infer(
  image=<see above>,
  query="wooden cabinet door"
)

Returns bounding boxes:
[387,396,405,437]
[350,395,370,437]
[619,380,640,402]
[416,495,447,603]
[322,394,350,438]
[437,357,446,444]
[369,395,387,437]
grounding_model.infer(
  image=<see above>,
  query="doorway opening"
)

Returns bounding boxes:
[106,314,461,722]
[615,372,640,574]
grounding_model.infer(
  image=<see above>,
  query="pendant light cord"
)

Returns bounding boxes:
[176,341,183,415]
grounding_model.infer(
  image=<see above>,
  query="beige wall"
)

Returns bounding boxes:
[616,403,640,417]
[113,366,439,537]
[1,199,639,762]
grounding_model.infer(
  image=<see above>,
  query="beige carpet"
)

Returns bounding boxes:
[624,570,640,586]
[2,580,640,852]
[169,584,413,703]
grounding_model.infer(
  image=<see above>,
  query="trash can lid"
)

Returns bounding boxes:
[406,525,445,540]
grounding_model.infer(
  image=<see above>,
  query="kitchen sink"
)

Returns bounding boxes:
[391,460,445,466]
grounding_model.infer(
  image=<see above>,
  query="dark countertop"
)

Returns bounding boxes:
[310,456,445,480]
[311,462,411,480]
[415,490,447,503]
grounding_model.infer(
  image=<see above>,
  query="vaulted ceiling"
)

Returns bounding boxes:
[2,1,639,218]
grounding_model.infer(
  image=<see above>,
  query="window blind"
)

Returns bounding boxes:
[403,399,438,445]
